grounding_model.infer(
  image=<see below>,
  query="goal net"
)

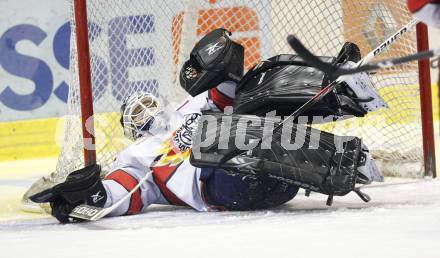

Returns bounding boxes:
[56,0,433,183]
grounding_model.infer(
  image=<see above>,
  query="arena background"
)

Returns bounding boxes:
[0,0,438,162]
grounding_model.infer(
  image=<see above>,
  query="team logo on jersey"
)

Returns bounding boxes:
[205,42,224,55]
[173,113,201,151]
[154,113,201,167]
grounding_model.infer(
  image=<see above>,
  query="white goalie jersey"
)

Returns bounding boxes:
[102,82,236,216]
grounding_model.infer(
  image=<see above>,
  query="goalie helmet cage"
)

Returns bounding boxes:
[60,0,435,181]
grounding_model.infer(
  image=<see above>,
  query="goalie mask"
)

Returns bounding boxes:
[179,28,245,97]
[120,92,165,140]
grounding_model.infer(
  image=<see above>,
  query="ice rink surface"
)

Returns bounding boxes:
[0,121,438,258]
[1,172,439,258]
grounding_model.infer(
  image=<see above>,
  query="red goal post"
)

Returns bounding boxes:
[68,0,436,178]
[416,23,436,177]
[74,0,96,166]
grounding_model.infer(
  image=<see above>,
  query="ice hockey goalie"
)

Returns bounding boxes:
[29,28,384,223]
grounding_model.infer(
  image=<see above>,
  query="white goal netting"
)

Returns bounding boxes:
[57,0,427,181]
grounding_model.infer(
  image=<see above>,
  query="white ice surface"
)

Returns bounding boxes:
[1,178,440,258]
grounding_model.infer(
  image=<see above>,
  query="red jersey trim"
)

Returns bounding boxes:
[209,87,233,111]
[408,0,440,13]
[105,170,143,215]
[151,162,188,206]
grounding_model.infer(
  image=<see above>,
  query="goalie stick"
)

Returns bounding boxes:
[68,171,150,221]
[219,18,419,164]
[287,34,439,77]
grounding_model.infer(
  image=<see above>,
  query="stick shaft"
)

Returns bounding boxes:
[335,48,439,77]
[361,19,419,65]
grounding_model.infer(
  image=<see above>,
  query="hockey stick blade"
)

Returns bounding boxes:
[69,204,106,221]
[288,34,440,77]
[69,172,150,221]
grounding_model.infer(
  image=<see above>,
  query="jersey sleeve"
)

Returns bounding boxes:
[208,81,236,111]
[408,0,440,28]
[408,0,440,13]
[103,168,167,216]
[102,136,170,216]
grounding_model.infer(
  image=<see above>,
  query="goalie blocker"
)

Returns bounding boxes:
[190,112,383,205]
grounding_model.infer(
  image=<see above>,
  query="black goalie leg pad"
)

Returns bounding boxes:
[191,113,367,199]
[30,164,107,223]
